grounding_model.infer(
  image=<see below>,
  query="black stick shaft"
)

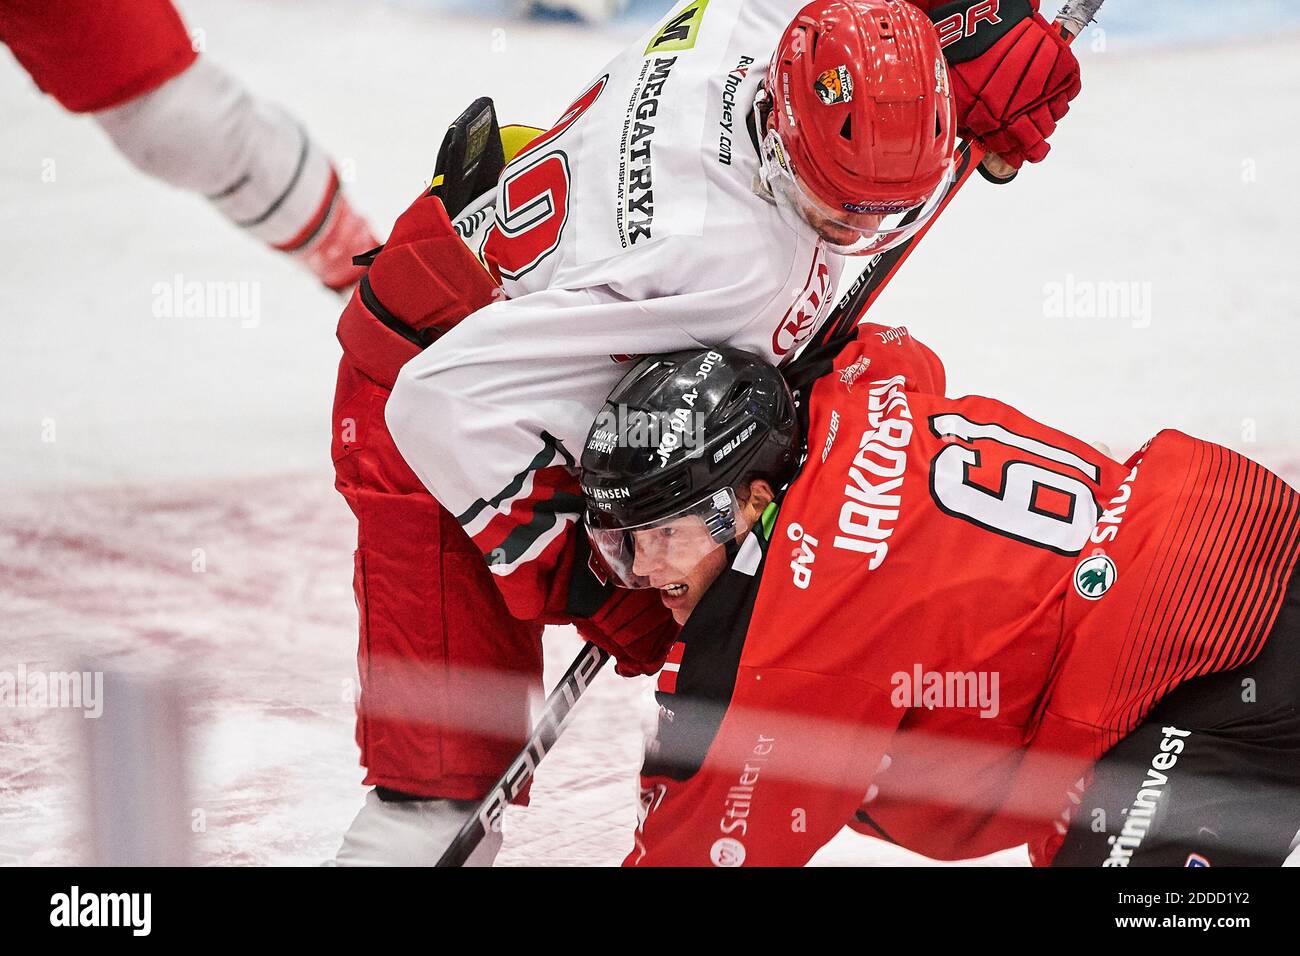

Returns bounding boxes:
[808,142,976,352]
[435,641,611,867]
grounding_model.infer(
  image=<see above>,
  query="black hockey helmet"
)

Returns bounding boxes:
[580,347,801,588]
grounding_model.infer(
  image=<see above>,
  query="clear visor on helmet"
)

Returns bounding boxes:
[586,487,743,590]
[759,128,955,257]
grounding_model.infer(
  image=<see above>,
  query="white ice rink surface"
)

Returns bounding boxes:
[2,0,1298,866]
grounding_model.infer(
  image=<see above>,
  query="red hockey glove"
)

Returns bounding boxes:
[929,0,1082,169]
[577,587,679,678]
[365,191,501,338]
[336,190,502,388]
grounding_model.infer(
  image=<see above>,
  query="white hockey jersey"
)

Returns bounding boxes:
[386,0,846,616]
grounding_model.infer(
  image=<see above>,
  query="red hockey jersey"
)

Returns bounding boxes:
[627,326,1300,866]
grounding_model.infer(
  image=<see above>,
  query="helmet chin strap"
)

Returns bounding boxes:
[749,84,776,204]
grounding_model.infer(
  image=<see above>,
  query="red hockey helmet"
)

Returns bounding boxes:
[758,0,957,256]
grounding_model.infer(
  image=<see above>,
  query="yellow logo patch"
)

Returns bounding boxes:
[645,0,710,55]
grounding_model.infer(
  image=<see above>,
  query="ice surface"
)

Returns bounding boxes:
[1,0,1297,866]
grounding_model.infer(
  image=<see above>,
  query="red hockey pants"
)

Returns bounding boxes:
[331,337,544,800]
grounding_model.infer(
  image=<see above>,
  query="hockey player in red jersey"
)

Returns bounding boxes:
[329,0,1085,863]
[0,0,377,292]
[577,339,1300,867]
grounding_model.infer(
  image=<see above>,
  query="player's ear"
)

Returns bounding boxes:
[736,479,775,518]
[748,479,775,512]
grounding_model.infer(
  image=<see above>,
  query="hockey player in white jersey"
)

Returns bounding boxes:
[331,0,1084,864]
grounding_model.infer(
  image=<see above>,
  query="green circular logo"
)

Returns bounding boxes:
[1074,554,1117,600]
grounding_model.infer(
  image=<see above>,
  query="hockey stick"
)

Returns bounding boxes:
[437,2,1103,868]
[807,0,1105,352]
[435,640,611,867]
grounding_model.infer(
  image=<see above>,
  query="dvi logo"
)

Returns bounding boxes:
[787,522,819,590]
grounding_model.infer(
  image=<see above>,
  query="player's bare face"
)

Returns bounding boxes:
[802,208,884,250]
[630,518,728,625]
